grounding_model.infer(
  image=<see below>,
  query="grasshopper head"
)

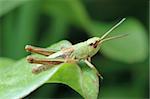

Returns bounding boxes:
[86,37,101,49]
[86,18,127,57]
[86,33,128,57]
[86,37,101,57]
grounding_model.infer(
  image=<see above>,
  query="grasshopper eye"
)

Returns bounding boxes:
[89,43,93,46]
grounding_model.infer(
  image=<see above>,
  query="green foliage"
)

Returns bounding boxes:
[0,57,15,67]
[0,41,99,99]
[100,18,148,63]
[0,0,148,98]
[0,0,29,17]
[88,18,148,63]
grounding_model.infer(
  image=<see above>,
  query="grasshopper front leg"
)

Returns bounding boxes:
[84,59,103,79]
[25,45,56,56]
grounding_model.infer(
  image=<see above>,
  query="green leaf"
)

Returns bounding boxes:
[48,61,99,99]
[0,57,15,67]
[0,40,99,99]
[0,0,29,17]
[79,61,99,99]
[89,18,148,63]
[47,63,83,96]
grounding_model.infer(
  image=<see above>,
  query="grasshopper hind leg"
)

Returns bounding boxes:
[26,56,64,65]
[25,45,56,56]
[26,56,64,74]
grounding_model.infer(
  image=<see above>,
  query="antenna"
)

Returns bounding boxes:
[100,18,126,40]
[101,33,128,43]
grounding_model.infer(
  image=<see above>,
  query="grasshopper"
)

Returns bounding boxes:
[25,18,127,78]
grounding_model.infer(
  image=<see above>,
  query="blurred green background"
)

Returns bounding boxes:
[0,0,149,99]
